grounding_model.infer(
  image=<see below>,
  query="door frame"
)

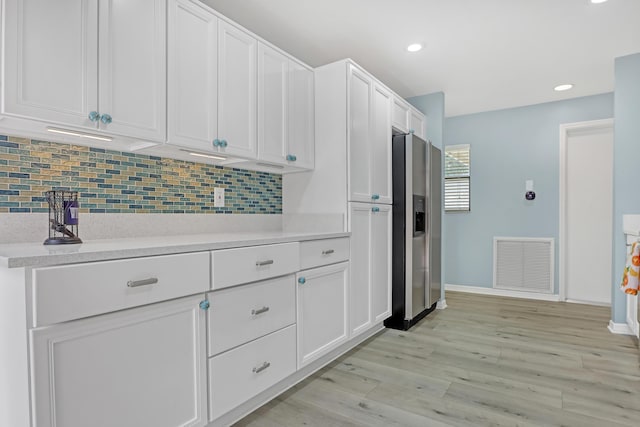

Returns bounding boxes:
[558,118,614,302]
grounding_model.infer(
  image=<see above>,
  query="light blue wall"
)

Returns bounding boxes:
[443,93,614,291]
[407,92,445,150]
[612,53,640,323]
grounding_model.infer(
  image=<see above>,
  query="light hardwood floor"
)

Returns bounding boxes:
[235,292,640,426]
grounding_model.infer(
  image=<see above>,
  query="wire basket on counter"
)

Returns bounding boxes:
[44,190,82,245]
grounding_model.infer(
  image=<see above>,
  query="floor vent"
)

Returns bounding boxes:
[493,237,554,294]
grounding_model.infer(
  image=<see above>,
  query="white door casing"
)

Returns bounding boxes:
[559,119,614,304]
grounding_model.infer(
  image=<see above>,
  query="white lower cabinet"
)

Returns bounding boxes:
[208,325,297,421]
[296,262,349,368]
[349,203,392,336]
[30,295,208,427]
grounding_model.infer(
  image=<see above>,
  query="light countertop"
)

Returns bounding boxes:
[0,231,350,268]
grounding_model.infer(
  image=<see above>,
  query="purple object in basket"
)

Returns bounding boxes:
[64,200,79,225]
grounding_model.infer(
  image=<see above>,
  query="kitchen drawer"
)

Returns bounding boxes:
[208,324,296,421]
[208,275,295,356]
[32,252,210,326]
[211,242,299,289]
[300,237,349,270]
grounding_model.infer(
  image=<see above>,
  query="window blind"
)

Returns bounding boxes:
[444,144,470,212]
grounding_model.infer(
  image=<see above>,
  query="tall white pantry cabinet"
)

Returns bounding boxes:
[284,59,425,336]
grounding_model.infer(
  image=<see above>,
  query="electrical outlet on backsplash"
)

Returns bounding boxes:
[0,134,282,215]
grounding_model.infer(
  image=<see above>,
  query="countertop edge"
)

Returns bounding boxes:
[2,232,350,269]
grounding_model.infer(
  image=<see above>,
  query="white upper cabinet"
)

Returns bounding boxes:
[167,0,218,150]
[410,109,426,140]
[257,43,314,169]
[392,97,410,133]
[3,0,166,142]
[348,64,394,203]
[348,64,373,202]
[98,0,167,142]
[258,43,289,164]
[371,84,392,204]
[3,0,99,129]
[217,20,257,158]
[287,60,315,169]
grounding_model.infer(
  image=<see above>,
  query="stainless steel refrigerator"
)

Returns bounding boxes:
[384,133,441,330]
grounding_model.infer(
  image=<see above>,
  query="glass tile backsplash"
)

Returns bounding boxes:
[0,135,281,214]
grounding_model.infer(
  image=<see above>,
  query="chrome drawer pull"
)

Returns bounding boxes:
[256,259,274,267]
[322,249,335,255]
[251,306,270,316]
[253,361,271,374]
[127,277,158,288]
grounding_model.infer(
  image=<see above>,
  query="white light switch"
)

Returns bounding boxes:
[214,187,225,207]
[526,180,534,191]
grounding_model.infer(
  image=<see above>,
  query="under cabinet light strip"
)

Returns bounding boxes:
[178,149,226,161]
[46,127,113,142]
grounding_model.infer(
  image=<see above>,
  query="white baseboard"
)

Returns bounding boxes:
[445,284,561,302]
[608,320,634,336]
[436,299,447,310]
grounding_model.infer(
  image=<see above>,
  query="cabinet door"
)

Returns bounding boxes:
[257,43,288,164]
[288,61,315,169]
[3,0,99,128]
[371,84,392,204]
[347,65,372,202]
[30,295,208,427]
[98,0,167,142]
[348,203,372,336]
[217,21,257,158]
[410,110,426,140]
[392,97,409,133]
[371,204,392,323]
[296,262,349,368]
[167,0,218,150]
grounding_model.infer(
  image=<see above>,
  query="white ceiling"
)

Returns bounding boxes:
[202,0,640,117]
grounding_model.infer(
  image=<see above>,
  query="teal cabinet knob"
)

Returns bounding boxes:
[372,207,380,213]
[371,194,380,200]
[409,129,415,134]
[220,139,228,148]
[100,114,112,124]
[286,154,297,162]
[213,139,220,147]
[88,111,100,122]
[199,300,210,310]
[298,277,306,284]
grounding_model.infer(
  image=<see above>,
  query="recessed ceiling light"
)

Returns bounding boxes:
[590,0,608,4]
[554,84,574,92]
[407,43,422,52]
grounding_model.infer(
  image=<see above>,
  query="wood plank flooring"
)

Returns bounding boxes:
[235,292,640,426]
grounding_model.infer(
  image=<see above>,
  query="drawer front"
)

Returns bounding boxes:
[32,252,210,326]
[300,237,349,270]
[208,325,296,421]
[211,242,299,289]
[208,276,295,356]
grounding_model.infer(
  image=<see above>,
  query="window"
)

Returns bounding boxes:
[444,144,470,212]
